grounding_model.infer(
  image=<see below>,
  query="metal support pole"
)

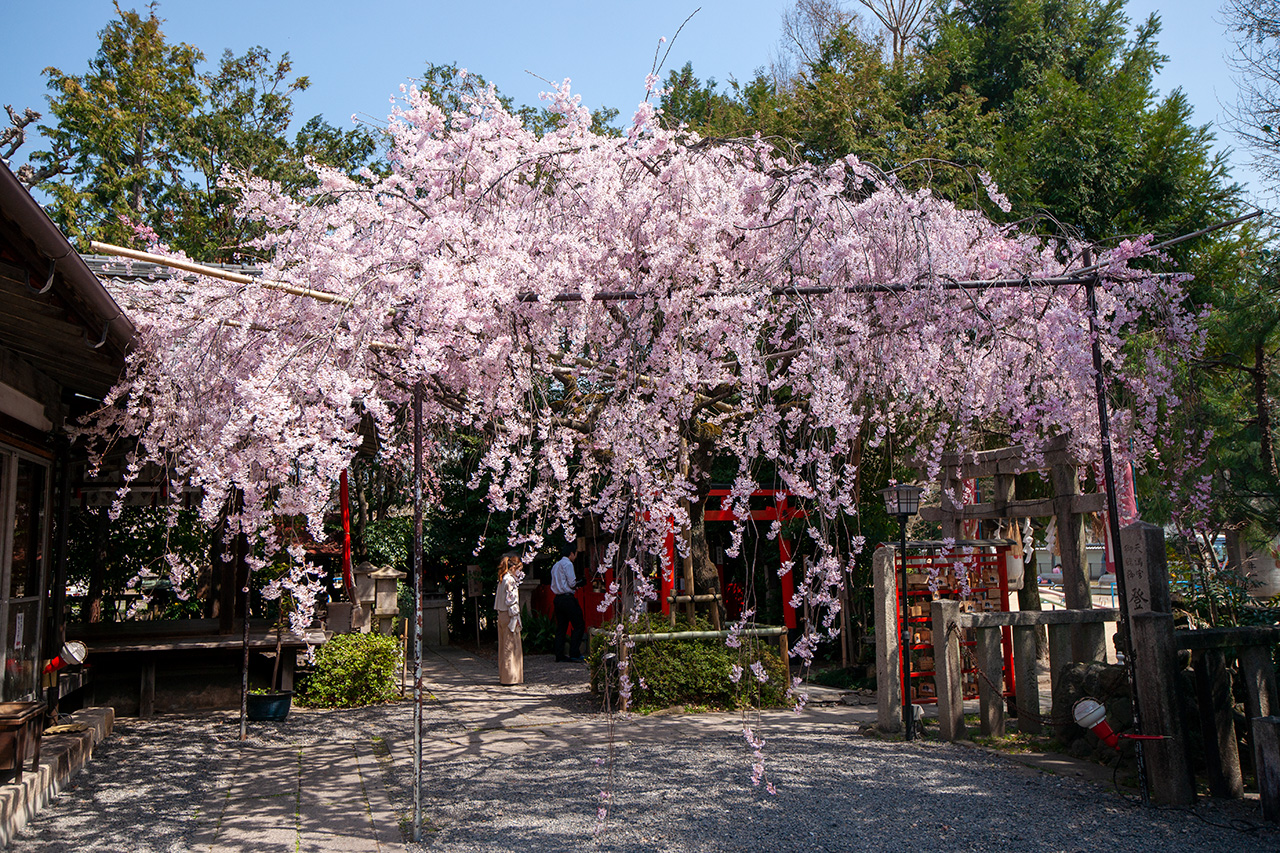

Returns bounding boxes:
[900,519,913,741]
[237,496,249,741]
[412,382,425,841]
[1083,247,1147,803]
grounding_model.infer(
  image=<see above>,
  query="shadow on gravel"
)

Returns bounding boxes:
[10,662,1279,853]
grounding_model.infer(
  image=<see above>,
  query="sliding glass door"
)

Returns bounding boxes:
[0,447,49,701]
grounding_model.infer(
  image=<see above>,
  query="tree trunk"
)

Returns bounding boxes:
[84,508,111,623]
[1256,342,1280,484]
[207,510,227,620]
[354,463,369,557]
[1017,547,1048,660]
[686,440,724,623]
[688,491,724,606]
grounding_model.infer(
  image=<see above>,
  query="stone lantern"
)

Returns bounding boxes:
[370,565,406,635]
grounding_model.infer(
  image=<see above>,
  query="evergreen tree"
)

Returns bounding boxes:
[29,2,379,262]
[32,2,203,249]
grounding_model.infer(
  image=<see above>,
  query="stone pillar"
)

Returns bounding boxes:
[1047,623,1073,735]
[976,626,1005,736]
[931,600,964,742]
[1013,625,1042,734]
[352,561,377,633]
[873,546,901,733]
[1119,521,1173,616]
[1079,623,1107,663]
[1131,611,1195,805]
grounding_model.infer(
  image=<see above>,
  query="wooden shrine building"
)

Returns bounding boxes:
[0,163,133,709]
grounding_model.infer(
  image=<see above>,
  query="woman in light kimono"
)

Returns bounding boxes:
[494,553,524,685]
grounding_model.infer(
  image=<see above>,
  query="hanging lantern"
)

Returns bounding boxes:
[880,483,923,518]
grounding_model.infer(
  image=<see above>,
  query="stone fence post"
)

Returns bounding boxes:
[873,545,902,733]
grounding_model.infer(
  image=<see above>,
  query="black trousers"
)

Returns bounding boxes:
[553,593,586,660]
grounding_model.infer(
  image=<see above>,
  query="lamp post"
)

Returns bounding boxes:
[881,483,923,740]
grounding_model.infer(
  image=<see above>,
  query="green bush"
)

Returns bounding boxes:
[298,633,401,708]
[589,622,790,712]
[521,610,559,654]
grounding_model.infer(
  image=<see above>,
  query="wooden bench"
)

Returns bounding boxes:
[0,702,44,784]
[68,620,316,717]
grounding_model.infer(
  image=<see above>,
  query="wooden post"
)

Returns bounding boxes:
[938,468,960,541]
[874,546,902,733]
[932,600,964,742]
[778,631,790,684]
[1131,612,1195,805]
[140,657,155,718]
[1194,649,1244,798]
[1241,644,1279,721]
[1013,625,1042,734]
[976,626,1005,737]
[1051,463,1091,661]
[1254,716,1280,822]
[280,651,295,693]
[1047,623,1073,736]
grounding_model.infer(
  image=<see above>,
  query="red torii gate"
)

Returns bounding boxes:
[660,488,807,629]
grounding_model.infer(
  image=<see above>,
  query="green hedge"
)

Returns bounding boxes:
[590,623,790,712]
[298,633,401,708]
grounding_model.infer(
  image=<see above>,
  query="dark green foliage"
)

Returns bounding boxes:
[810,665,874,691]
[297,633,401,708]
[362,517,412,572]
[67,506,208,621]
[589,622,790,712]
[520,610,558,654]
[33,2,204,249]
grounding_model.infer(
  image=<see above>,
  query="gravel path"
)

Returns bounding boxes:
[402,725,1280,853]
[8,651,1280,852]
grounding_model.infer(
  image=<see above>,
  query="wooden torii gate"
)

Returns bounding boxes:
[660,488,806,630]
[917,434,1108,661]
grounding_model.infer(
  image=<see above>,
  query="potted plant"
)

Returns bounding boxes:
[247,600,293,722]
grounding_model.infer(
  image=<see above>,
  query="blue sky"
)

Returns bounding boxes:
[0,1,1261,195]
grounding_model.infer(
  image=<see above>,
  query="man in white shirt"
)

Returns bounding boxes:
[550,542,585,662]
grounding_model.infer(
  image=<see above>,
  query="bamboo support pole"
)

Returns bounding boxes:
[589,627,787,643]
[88,241,354,307]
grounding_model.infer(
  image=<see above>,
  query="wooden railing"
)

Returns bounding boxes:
[930,602,1119,741]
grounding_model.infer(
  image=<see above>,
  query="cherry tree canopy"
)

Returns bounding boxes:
[81,74,1198,650]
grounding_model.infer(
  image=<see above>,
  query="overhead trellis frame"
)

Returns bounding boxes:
[87,208,1263,815]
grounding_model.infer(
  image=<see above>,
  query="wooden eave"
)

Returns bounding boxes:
[0,165,134,400]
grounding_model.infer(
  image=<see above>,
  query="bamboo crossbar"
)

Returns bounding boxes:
[590,626,786,642]
[958,608,1120,629]
[88,241,353,307]
[1175,625,1280,651]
